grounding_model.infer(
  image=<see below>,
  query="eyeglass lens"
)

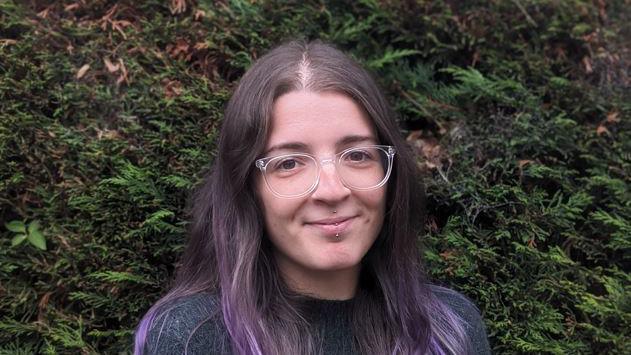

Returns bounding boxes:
[263,147,390,197]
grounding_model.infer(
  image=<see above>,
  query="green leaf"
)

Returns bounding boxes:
[11,234,27,247]
[27,220,41,234]
[27,229,46,250]
[5,220,26,233]
[368,49,421,69]
[89,271,153,285]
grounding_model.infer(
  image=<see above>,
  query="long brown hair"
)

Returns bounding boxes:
[135,40,469,354]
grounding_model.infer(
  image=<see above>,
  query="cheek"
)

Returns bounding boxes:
[368,190,387,238]
[364,188,387,216]
[260,196,295,223]
[353,189,387,240]
[257,180,301,235]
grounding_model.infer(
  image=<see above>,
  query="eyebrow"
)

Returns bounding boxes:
[339,134,376,146]
[263,142,309,156]
[263,135,377,156]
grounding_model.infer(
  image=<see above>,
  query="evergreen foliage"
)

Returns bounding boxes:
[1,0,628,353]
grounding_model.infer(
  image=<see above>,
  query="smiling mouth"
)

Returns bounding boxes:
[306,216,355,236]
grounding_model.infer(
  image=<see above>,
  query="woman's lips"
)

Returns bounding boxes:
[306,216,355,237]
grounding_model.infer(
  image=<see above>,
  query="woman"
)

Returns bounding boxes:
[135,40,490,354]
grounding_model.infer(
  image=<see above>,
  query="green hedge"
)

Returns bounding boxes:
[1,1,628,353]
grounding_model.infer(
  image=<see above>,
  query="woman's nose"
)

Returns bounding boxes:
[310,163,351,202]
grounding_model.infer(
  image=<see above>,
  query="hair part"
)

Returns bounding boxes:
[135,39,470,355]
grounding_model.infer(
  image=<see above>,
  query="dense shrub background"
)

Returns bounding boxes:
[1,0,629,353]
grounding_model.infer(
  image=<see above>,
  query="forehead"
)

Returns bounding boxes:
[265,90,377,153]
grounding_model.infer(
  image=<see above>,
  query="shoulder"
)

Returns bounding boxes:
[430,285,492,355]
[144,293,231,355]
[430,285,481,326]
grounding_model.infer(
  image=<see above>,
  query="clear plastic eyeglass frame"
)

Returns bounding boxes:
[254,145,396,199]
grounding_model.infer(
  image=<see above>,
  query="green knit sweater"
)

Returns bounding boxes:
[144,286,491,354]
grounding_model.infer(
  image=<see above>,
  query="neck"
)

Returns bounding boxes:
[276,261,360,300]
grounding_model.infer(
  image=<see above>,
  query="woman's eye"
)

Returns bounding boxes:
[280,159,297,170]
[347,150,370,161]
[272,158,302,171]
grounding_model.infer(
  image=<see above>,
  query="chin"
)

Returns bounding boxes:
[312,255,362,272]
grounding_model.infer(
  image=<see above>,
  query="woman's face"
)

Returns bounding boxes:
[256,90,386,293]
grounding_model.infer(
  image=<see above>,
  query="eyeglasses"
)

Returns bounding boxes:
[255,145,395,198]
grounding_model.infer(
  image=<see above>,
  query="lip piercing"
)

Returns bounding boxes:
[333,211,340,238]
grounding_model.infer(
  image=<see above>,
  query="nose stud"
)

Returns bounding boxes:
[332,210,337,214]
